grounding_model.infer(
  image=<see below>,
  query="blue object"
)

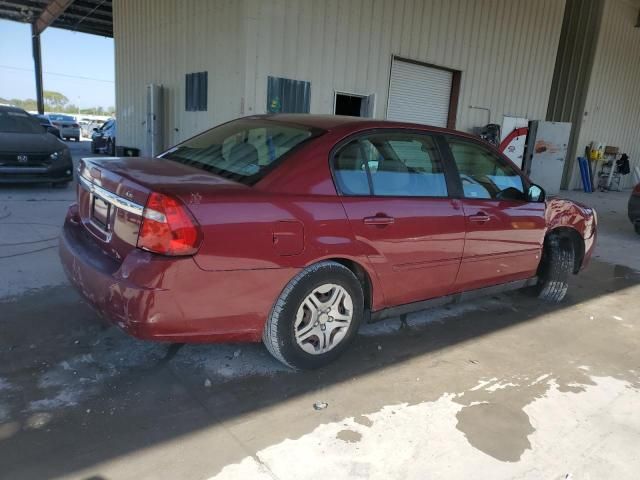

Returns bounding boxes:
[578,157,592,192]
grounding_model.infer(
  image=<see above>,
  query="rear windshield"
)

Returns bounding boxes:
[49,114,75,121]
[0,110,45,134]
[159,119,318,185]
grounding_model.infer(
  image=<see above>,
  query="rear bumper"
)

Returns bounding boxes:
[59,128,81,137]
[628,194,640,224]
[59,206,299,343]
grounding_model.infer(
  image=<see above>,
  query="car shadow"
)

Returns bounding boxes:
[0,259,638,479]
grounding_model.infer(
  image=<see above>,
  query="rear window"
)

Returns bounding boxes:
[159,119,319,185]
[0,110,45,134]
[48,114,75,121]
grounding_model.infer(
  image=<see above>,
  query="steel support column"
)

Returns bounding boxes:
[31,23,45,115]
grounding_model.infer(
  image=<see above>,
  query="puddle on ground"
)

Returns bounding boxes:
[336,429,362,443]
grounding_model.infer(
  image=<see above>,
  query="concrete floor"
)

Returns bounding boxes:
[0,142,639,479]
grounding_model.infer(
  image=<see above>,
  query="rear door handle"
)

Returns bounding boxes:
[469,212,491,223]
[363,215,395,226]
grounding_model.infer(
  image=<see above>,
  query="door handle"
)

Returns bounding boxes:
[363,214,395,226]
[469,212,491,223]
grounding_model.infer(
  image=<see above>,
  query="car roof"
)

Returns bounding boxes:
[0,105,29,114]
[247,113,479,140]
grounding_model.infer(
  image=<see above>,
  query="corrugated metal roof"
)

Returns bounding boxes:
[0,0,112,37]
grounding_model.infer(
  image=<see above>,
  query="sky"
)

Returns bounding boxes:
[0,19,115,109]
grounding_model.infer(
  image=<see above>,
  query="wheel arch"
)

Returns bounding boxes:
[322,257,376,314]
[545,226,585,274]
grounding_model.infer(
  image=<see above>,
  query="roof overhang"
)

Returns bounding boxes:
[0,0,112,37]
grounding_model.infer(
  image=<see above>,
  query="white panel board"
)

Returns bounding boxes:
[529,121,572,196]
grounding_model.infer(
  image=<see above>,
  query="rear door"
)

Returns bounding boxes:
[333,130,465,307]
[442,136,546,291]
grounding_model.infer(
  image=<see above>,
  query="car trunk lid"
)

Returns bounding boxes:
[77,156,246,262]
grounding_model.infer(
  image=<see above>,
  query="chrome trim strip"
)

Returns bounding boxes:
[78,175,144,216]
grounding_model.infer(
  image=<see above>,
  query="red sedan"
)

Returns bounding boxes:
[59,115,597,369]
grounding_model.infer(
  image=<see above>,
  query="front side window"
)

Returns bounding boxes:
[447,138,525,200]
[332,132,449,197]
[159,119,317,185]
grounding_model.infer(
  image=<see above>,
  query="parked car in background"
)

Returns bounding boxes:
[59,115,597,369]
[0,106,73,186]
[629,183,640,234]
[47,114,80,142]
[91,118,116,155]
[33,114,61,139]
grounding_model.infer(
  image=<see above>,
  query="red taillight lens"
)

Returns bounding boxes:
[137,192,201,256]
[633,183,640,195]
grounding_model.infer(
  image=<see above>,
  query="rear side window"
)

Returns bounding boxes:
[446,138,525,200]
[160,119,319,185]
[332,132,448,197]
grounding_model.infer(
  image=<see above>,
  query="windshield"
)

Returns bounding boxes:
[0,110,46,134]
[159,119,319,185]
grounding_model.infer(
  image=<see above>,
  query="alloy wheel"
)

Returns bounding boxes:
[294,283,353,355]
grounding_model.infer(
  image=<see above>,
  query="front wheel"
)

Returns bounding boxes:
[536,236,574,303]
[263,261,364,370]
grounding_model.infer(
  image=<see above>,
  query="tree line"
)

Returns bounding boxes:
[0,90,115,116]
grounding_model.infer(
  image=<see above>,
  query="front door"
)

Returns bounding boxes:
[443,136,546,291]
[332,131,466,307]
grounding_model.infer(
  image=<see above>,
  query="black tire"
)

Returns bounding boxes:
[263,261,364,370]
[108,140,116,156]
[536,235,574,303]
[74,136,80,142]
[635,223,640,235]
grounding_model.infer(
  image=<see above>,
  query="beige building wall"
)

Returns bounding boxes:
[114,0,566,152]
[573,0,640,189]
[243,0,565,132]
[113,0,245,150]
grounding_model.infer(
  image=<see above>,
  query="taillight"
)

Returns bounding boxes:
[137,192,201,256]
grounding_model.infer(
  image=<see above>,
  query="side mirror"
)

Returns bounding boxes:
[527,184,546,202]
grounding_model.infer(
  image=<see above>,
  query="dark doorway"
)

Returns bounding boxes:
[335,93,364,117]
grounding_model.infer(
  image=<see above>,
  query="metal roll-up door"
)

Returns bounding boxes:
[387,59,453,127]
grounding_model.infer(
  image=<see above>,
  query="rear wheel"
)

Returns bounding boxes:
[263,261,364,370]
[536,235,574,303]
[74,136,80,142]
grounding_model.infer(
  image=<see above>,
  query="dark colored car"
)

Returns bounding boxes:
[59,115,597,369]
[47,114,81,142]
[34,114,61,139]
[0,106,73,186]
[91,119,116,155]
[629,183,640,234]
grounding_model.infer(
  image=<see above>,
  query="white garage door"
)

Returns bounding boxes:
[387,59,453,127]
